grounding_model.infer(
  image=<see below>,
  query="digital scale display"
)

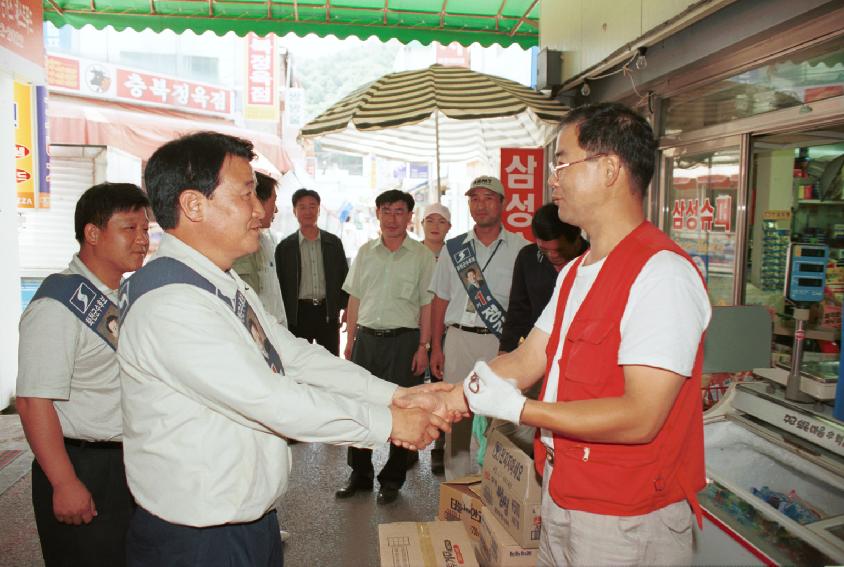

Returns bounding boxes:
[786,243,829,303]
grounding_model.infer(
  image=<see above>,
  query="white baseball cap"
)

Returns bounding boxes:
[422,203,451,223]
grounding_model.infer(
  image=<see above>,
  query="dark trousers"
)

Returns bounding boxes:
[127,507,283,567]
[290,301,340,356]
[32,441,134,567]
[348,328,423,488]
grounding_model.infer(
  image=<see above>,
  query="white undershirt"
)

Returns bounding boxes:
[534,250,712,448]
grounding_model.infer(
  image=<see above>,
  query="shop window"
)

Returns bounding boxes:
[663,40,844,136]
[664,146,740,306]
[20,278,43,311]
[745,128,844,359]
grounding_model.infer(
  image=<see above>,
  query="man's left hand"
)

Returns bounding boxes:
[463,361,526,424]
[411,346,428,375]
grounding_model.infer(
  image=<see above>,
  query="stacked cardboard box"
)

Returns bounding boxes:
[479,425,542,549]
[477,509,538,567]
[378,521,479,567]
[437,475,484,543]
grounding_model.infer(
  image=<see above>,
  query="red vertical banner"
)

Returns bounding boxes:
[500,147,544,242]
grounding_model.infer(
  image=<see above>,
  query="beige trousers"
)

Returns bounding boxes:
[442,326,500,481]
[537,461,694,567]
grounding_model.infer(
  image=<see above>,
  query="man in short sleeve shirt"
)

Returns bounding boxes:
[337,189,436,505]
[429,176,528,479]
[17,183,150,567]
[450,103,711,566]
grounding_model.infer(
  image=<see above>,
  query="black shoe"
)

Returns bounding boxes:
[377,485,399,505]
[335,474,373,499]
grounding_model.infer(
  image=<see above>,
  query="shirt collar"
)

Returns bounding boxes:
[69,254,115,295]
[377,233,413,252]
[464,226,506,247]
[298,229,321,245]
[155,233,238,292]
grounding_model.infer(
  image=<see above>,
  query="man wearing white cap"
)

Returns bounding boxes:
[421,203,452,260]
[429,176,528,479]
[420,202,452,474]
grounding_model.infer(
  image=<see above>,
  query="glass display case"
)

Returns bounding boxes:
[695,382,844,565]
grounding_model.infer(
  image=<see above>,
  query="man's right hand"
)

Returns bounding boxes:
[429,348,445,380]
[389,406,450,451]
[343,340,354,360]
[53,477,97,525]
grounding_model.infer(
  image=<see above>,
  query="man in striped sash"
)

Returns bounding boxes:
[17,183,150,567]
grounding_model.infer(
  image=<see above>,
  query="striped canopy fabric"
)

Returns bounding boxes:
[299,64,568,164]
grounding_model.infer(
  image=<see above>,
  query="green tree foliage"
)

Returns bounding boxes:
[290,43,401,121]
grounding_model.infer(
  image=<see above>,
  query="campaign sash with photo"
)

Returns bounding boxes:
[31,274,120,351]
[446,234,506,338]
[120,257,285,374]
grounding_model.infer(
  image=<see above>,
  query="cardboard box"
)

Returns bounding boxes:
[480,426,542,548]
[437,475,484,543]
[379,521,479,567]
[477,506,538,567]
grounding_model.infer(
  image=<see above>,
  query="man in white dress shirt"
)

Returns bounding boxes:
[118,131,450,566]
[232,171,287,326]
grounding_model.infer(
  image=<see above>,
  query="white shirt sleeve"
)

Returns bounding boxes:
[429,251,453,300]
[618,251,712,377]
[534,265,568,334]
[16,299,79,399]
[123,287,393,447]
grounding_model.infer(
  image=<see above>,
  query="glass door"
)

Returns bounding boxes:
[660,137,745,306]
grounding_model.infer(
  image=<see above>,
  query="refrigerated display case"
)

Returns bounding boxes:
[694,381,844,565]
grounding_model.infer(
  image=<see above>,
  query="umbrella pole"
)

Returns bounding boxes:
[434,111,441,204]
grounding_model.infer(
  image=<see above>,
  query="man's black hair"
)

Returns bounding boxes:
[375,189,414,212]
[292,188,321,206]
[74,182,149,244]
[532,203,581,243]
[143,131,256,230]
[256,172,278,203]
[560,102,657,195]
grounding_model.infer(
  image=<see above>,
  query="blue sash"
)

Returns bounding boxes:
[31,274,120,351]
[120,257,285,375]
[446,234,506,338]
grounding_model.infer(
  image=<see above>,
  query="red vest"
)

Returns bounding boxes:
[533,221,706,525]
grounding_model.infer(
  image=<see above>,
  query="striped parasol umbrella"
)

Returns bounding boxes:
[299,64,568,195]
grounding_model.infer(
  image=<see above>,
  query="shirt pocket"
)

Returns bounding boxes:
[552,445,660,508]
[395,266,420,302]
[562,318,621,399]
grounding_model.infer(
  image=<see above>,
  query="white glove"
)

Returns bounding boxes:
[462,361,526,424]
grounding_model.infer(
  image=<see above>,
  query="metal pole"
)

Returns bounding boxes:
[785,307,813,403]
[434,111,441,204]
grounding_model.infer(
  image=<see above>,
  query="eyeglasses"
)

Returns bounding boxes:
[379,207,409,217]
[548,154,607,181]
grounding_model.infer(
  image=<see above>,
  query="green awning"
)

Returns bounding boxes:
[43,0,540,48]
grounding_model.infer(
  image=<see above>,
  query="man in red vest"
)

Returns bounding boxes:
[430,102,711,565]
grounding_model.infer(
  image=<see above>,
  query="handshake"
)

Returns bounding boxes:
[388,361,527,450]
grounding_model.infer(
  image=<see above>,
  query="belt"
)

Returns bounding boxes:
[298,298,325,306]
[63,437,122,450]
[451,324,493,335]
[358,326,417,338]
